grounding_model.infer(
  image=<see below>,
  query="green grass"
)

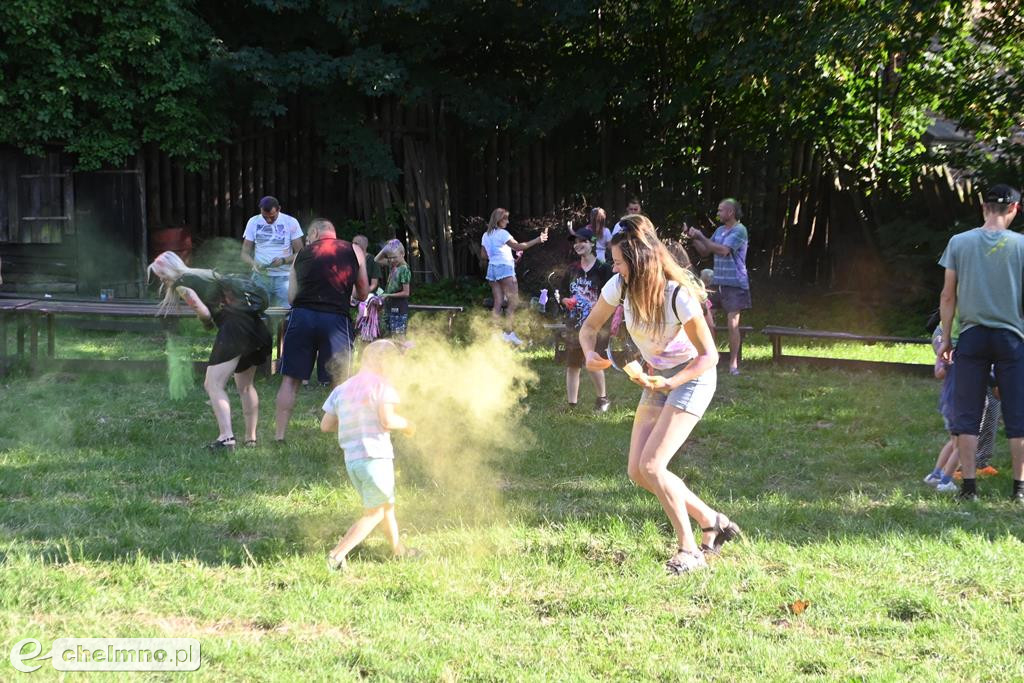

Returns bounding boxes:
[2,329,1022,680]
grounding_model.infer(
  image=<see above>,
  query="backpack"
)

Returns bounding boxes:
[217,272,269,315]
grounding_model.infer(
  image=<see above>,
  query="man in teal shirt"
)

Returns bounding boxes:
[938,184,1024,502]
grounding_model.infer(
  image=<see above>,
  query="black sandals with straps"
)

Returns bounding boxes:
[700,513,742,556]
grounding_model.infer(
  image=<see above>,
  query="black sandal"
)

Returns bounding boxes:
[244,440,257,448]
[207,437,236,451]
[700,513,741,556]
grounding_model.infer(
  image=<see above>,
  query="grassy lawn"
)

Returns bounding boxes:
[2,320,1023,681]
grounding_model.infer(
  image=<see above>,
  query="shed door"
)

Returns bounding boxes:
[73,170,145,297]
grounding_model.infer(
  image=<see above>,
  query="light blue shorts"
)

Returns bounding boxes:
[638,362,717,417]
[486,263,516,282]
[250,272,291,309]
[345,457,396,509]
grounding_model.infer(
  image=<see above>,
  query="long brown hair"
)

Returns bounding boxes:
[610,215,706,332]
[487,208,509,233]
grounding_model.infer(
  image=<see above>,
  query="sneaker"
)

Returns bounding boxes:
[207,437,236,451]
[595,397,611,413]
[729,367,740,376]
[923,473,942,486]
[1012,491,1024,505]
[936,480,958,493]
[505,331,525,346]
[957,490,978,503]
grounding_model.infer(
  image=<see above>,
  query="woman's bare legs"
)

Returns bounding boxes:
[204,357,241,440]
[233,366,259,443]
[626,403,719,554]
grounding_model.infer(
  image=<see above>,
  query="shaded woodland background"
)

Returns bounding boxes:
[1,0,1022,298]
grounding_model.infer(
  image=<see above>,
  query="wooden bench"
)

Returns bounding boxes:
[543,323,752,366]
[762,325,932,374]
[0,297,40,373]
[17,299,196,373]
[12,299,465,376]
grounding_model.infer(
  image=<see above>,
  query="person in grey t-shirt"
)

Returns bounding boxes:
[937,184,1024,503]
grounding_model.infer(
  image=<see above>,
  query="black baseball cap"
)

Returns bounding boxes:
[569,227,596,242]
[984,184,1021,204]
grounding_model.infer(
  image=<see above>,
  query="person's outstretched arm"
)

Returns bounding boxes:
[580,297,615,371]
[175,286,213,327]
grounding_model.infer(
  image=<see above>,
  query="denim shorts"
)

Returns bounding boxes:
[638,361,717,417]
[486,263,516,282]
[250,272,291,309]
[345,457,396,509]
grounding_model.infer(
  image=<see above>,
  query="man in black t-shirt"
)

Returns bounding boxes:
[274,219,368,442]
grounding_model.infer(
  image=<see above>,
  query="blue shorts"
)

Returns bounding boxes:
[250,272,291,309]
[938,371,955,433]
[486,263,516,282]
[951,325,1024,438]
[279,308,353,381]
[345,457,396,509]
[638,361,717,418]
[709,285,751,313]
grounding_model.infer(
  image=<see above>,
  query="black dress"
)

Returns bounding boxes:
[175,272,273,372]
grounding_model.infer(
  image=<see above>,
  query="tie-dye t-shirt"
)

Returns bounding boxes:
[322,371,400,463]
[600,274,703,370]
[561,259,613,334]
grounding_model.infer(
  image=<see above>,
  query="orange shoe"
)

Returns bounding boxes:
[953,466,998,481]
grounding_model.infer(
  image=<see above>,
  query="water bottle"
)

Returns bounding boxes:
[538,289,548,313]
[553,289,561,304]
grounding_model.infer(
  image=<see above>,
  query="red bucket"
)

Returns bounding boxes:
[149,227,193,265]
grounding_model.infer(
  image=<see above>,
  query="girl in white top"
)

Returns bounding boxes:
[579,214,741,575]
[480,207,548,346]
[589,207,613,263]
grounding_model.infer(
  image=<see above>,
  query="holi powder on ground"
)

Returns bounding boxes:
[377,315,538,525]
[165,334,195,401]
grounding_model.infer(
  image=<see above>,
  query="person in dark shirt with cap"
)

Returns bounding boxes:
[274,219,368,443]
[937,183,1024,502]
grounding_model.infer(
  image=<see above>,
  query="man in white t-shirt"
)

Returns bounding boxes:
[612,198,643,237]
[240,196,304,308]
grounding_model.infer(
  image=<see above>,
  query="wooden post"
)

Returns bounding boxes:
[29,312,38,361]
[772,334,782,362]
[46,313,55,358]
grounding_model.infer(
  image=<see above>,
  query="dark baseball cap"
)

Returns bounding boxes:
[258,196,280,211]
[569,227,596,242]
[984,184,1021,204]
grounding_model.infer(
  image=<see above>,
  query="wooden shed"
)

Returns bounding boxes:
[0,148,146,297]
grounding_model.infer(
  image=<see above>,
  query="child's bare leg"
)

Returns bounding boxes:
[940,438,959,476]
[566,367,581,403]
[934,437,955,471]
[588,369,607,398]
[381,504,404,555]
[330,505,388,562]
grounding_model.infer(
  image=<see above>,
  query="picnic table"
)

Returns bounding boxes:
[762,325,932,374]
[8,299,465,375]
[14,300,194,373]
[0,298,39,361]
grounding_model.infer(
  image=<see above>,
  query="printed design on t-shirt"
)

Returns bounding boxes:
[253,222,289,246]
[987,236,1009,256]
[566,270,602,329]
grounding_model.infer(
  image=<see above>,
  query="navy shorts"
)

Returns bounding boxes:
[279,308,353,382]
[951,326,1024,438]
[709,285,751,313]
